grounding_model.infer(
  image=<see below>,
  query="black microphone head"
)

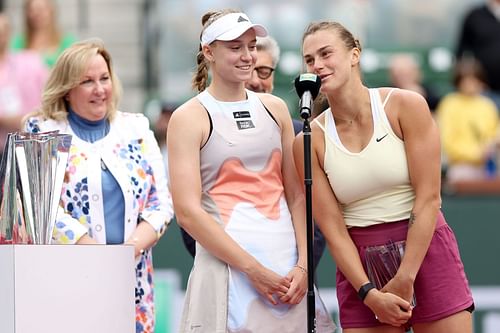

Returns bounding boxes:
[294,73,321,100]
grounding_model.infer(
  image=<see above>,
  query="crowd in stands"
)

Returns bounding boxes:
[3,0,500,192]
[1,0,73,160]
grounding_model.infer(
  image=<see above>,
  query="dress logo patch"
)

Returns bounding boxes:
[233,111,251,119]
[236,120,255,130]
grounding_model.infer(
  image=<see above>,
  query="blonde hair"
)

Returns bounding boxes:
[302,21,362,52]
[191,8,240,92]
[39,38,122,121]
[24,0,61,49]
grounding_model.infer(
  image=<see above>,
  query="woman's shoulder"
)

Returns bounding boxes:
[167,96,210,137]
[170,96,207,119]
[255,92,287,109]
[378,87,429,111]
[24,113,65,132]
[254,92,289,122]
[376,86,421,100]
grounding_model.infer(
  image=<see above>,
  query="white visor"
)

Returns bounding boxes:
[201,13,268,46]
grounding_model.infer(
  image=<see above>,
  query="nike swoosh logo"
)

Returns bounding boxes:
[376,133,388,142]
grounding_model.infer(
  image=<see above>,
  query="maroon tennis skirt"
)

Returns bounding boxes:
[336,211,474,329]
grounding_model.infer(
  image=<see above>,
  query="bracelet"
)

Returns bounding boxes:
[358,282,375,301]
[294,264,308,274]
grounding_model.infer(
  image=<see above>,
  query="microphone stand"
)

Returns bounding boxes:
[302,113,316,333]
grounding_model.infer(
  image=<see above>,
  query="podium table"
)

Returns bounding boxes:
[0,245,135,333]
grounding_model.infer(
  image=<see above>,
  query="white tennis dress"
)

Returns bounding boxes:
[179,89,335,333]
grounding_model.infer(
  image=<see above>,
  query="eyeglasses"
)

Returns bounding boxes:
[253,66,275,79]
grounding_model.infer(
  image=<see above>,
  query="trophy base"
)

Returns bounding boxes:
[0,244,135,333]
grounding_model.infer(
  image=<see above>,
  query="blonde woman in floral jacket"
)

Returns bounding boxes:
[24,39,173,333]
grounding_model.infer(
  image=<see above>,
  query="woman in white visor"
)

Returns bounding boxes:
[168,8,335,333]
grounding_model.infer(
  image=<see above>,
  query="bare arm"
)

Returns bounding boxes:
[167,99,290,304]
[384,89,442,299]
[293,124,369,291]
[293,119,411,326]
[260,94,307,304]
[124,221,157,258]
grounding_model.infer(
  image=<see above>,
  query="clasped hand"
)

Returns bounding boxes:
[247,265,308,305]
[366,275,414,327]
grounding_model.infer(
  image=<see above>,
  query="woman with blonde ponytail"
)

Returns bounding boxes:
[294,20,474,332]
[168,9,334,333]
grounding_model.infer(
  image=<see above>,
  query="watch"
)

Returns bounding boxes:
[358,282,375,301]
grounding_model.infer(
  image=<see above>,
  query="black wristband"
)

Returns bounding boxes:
[358,282,375,301]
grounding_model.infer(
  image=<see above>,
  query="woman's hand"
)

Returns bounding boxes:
[382,273,415,306]
[246,264,291,305]
[125,220,158,259]
[279,265,308,304]
[364,289,412,327]
[76,233,98,245]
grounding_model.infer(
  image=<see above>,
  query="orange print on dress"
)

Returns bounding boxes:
[208,150,284,225]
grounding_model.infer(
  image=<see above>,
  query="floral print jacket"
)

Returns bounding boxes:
[25,111,173,333]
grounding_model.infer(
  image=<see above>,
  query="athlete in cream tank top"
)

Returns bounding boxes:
[315,88,416,228]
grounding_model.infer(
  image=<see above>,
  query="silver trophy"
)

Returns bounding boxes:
[0,131,72,245]
[0,133,19,244]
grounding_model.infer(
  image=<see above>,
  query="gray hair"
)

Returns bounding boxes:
[256,36,280,67]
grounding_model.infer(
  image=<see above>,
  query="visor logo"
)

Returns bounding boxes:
[238,16,248,23]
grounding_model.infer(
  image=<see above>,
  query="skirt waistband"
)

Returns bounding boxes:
[348,211,446,247]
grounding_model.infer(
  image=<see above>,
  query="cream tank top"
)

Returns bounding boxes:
[315,88,415,228]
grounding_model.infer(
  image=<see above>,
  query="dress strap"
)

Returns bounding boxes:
[313,117,327,133]
[382,88,397,109]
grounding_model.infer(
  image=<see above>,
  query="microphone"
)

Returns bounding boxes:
[294,73,321,119]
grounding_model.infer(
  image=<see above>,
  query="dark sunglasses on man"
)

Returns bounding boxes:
[253,66,275,79]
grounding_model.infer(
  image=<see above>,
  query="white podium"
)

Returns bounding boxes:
[0,245,135,333]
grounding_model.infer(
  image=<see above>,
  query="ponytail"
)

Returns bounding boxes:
[192,46,209,92]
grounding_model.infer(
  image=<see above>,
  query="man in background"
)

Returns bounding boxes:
[246,35,279,94]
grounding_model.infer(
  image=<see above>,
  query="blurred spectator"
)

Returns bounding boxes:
[388,53,441,112]
[245,36,279,94]
[0,12,47,160]
[456,0,500,109]
[10,0,75,68]
[437,59,499,183]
